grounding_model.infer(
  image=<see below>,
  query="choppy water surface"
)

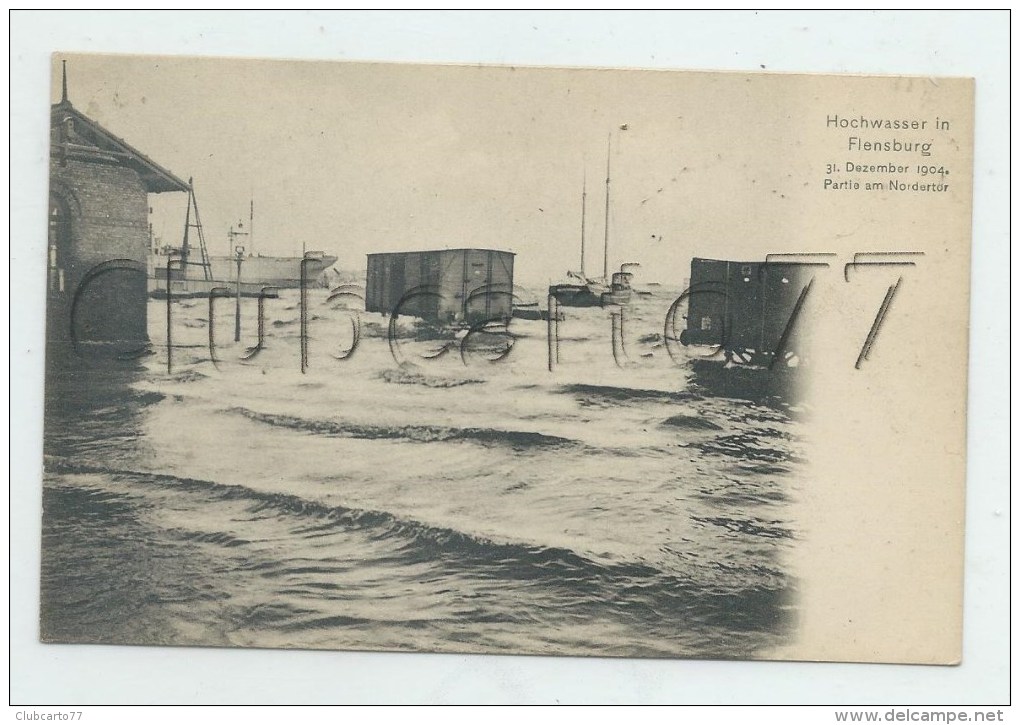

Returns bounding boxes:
[42,286,805,658]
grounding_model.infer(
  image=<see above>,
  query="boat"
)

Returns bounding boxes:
[149,252,339,292]
[549,136,634,308]
[147,180,337,298]
[548,168,605,307]
[601,267,637,306]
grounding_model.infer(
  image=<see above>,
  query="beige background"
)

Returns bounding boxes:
[787,78,973,663]
[51,53,975,664]
[11,9,1007,701]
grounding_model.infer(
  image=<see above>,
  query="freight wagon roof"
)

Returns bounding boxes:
[692,257,764,265]
[367,248,515,258]
[692,257,816,266]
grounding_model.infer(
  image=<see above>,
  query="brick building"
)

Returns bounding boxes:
[47,65,188,360]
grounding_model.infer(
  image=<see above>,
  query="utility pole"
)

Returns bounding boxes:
[234,245,245,342]
[603,134,612,282]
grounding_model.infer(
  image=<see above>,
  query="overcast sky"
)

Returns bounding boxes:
[52,53,849,286]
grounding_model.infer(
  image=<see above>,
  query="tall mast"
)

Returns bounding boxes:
[580,171,587,278]
[249,197,255,256]
[603,134,611,281]
[182,178,193,258]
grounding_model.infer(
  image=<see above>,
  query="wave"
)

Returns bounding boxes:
[379,368,484,388]
[693,482,789,508]
[228,407,579,451]
[167,369,208,383]
[660,414,723,431]
[175,530,253,548]
[694,431,802,464]
[44,462,795,637]
[561,383,700,406]
[693,515,793,540]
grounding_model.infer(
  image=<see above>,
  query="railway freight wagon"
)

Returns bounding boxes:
[365,248,515,325]
[679,257,812,367]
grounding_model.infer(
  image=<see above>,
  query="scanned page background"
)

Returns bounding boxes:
[788,77,973,663]
[11,11,1007,704]
[37,54,972,663]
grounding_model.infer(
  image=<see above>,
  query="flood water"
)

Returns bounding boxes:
[41,284,805,659]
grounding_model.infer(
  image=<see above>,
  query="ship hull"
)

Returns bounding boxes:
[548,283,604,308]
[148,253,337,295]
[550,272,632,308]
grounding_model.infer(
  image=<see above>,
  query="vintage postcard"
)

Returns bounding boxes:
[41,53,973,664]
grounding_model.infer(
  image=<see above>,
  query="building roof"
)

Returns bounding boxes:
[50,100,189,194]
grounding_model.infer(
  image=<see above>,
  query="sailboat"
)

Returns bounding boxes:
[549,136,633,308]
[548,170,604,307]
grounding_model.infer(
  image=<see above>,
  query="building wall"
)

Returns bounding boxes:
[48,156,150,349]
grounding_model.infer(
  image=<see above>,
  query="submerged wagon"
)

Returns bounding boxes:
[679,257,813,368]
[365,248,515,325]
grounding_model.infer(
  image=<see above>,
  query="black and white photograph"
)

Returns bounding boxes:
[39,51,971,662]
[10,10,1008,708]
